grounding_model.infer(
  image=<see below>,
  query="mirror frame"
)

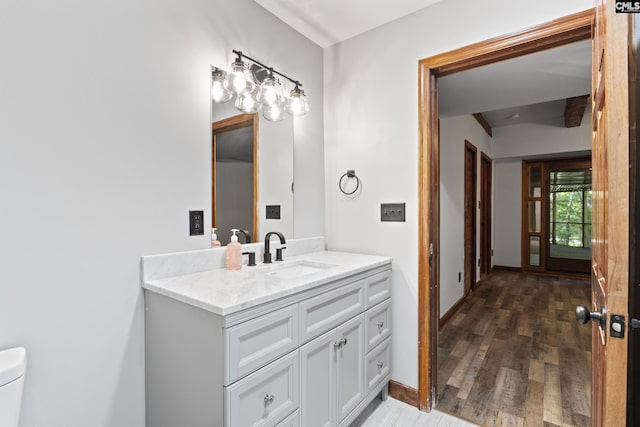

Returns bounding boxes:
[212,113,259,243]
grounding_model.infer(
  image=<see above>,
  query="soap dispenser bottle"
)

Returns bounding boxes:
[225,229,242,270]
[211,228,221,247]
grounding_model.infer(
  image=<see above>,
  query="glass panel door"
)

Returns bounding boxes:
[545,159,592,274]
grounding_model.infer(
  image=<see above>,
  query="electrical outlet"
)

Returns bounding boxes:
[266,205,281,219]
[381,203,405,222]
[189,210,204,236]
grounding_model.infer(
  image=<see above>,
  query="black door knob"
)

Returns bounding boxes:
[576,304,606,328]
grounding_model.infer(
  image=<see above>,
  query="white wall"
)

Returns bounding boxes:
[493,160,523,268]
[439,115,492,316]
[491,113,592,268]
[0,1,323,425]
[323,0,592,389]
[492,112,591,159]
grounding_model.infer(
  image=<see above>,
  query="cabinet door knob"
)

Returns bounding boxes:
[264,394,275,406]
[377,321,384,328]
[334,338,348,349]
[377,361,384,369]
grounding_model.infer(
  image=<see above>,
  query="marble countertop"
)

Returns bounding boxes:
[142,250,392,316]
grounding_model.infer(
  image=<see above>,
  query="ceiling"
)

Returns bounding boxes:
[254,1,591,130]
[438,40,591,128]
[254,0,442,48]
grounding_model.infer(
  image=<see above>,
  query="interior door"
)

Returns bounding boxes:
[464,141,477,293]
[578,2,630,425]
[480,153,492,275]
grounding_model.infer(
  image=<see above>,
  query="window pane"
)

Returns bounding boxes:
[529,201,541,232]
[585,190,592,223]
[530,236,541,266]
[530,166,541,197]
[584,224,592,248]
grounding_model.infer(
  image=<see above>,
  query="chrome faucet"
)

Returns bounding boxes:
[263,232,286,263]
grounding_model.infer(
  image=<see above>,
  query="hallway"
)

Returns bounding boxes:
[436,271,591,426]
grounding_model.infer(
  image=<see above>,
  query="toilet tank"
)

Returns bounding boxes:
[0,347,26,427]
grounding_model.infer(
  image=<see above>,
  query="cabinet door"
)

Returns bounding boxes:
[299,329,337,427]
[336,314,365,422]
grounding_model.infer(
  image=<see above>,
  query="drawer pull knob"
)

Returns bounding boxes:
[333,338,348,349]
[264,394,275,406]
[377,361,384,369]
[377,321,384,328]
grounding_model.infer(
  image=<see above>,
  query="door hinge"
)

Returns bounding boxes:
[429,243,433,266]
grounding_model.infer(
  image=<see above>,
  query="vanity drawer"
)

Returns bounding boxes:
[225,304,299,385]
[365,337,391,393]
[224,351,299,427]
[365,270,391,308]
[299,280,365,343]
[276,409,300,427]
[365,299,391,352]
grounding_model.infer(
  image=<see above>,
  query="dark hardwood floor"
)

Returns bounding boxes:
[436,270,591,426]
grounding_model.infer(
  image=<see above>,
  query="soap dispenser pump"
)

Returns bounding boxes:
[211,228,221,247]
[226,229,242,270]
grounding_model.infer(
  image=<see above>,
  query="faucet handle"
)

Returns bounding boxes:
[276,246,286,261]
[242,251,256,266]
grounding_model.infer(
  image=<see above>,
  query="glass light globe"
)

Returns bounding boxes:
[258,75,284,107]
[211,69,232,103]
[235,91,262,114]
[224,59,255,95]
[263,104,286,122]
[285,86,309,116]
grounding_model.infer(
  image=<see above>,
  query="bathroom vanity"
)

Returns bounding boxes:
[142,243,392,427]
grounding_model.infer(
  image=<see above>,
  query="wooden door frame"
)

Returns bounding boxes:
[417,9,593,410]
[464,140,478,294]
[480,152,493,275]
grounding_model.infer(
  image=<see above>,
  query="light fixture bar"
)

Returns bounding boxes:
[232,50,302,88]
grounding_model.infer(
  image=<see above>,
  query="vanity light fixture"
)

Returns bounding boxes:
[286,84,309,117]
[211,68,232,103]
[212,50,309,122]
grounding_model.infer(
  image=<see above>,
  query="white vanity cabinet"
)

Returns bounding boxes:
[299,314,365,427]
[144,259,391,427]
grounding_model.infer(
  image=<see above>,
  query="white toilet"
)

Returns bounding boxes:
[0,347,26,427]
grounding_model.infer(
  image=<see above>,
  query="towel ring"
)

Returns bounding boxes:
[339,170,360,195]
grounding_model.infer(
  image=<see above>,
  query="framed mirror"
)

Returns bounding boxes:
[211,66,294,246]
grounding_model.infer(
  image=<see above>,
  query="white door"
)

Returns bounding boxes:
[336,314,365,421]
[299,329,337,427]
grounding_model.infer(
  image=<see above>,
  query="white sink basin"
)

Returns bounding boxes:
[263,260,337,283]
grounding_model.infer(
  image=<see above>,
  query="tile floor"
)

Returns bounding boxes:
[351,397,479,427]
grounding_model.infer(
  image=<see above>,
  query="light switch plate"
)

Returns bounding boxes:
[381,203,405,222]
[266,205,281,219]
